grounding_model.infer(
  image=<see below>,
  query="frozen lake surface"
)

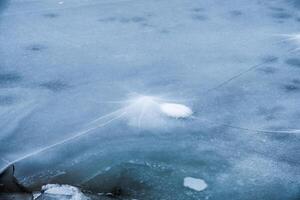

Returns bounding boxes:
[0,0,300,199]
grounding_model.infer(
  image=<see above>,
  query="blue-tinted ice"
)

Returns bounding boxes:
[0,0,300,199]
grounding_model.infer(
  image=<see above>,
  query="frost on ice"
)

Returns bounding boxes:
[183,177,208,192]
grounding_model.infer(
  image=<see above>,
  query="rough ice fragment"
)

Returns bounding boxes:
[41,184,89,200]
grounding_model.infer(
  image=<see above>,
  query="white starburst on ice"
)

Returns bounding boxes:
[125,95,193,128]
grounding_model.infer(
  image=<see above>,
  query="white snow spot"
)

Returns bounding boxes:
[183,177,207,192]
[160,103,193,118]
[42,184,89,200]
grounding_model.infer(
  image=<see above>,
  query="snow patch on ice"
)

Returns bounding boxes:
[183,177,207,192]
[160,103,193,118]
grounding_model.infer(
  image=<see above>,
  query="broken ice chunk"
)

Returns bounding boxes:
[41,184,89,200]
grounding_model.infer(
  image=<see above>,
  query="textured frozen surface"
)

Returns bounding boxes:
[0,0,300,199]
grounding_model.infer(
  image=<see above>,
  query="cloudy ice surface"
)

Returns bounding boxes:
[0,0,300,199]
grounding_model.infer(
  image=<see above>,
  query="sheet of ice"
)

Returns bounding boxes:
[0,0,300,199]
[183,177,208,192]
